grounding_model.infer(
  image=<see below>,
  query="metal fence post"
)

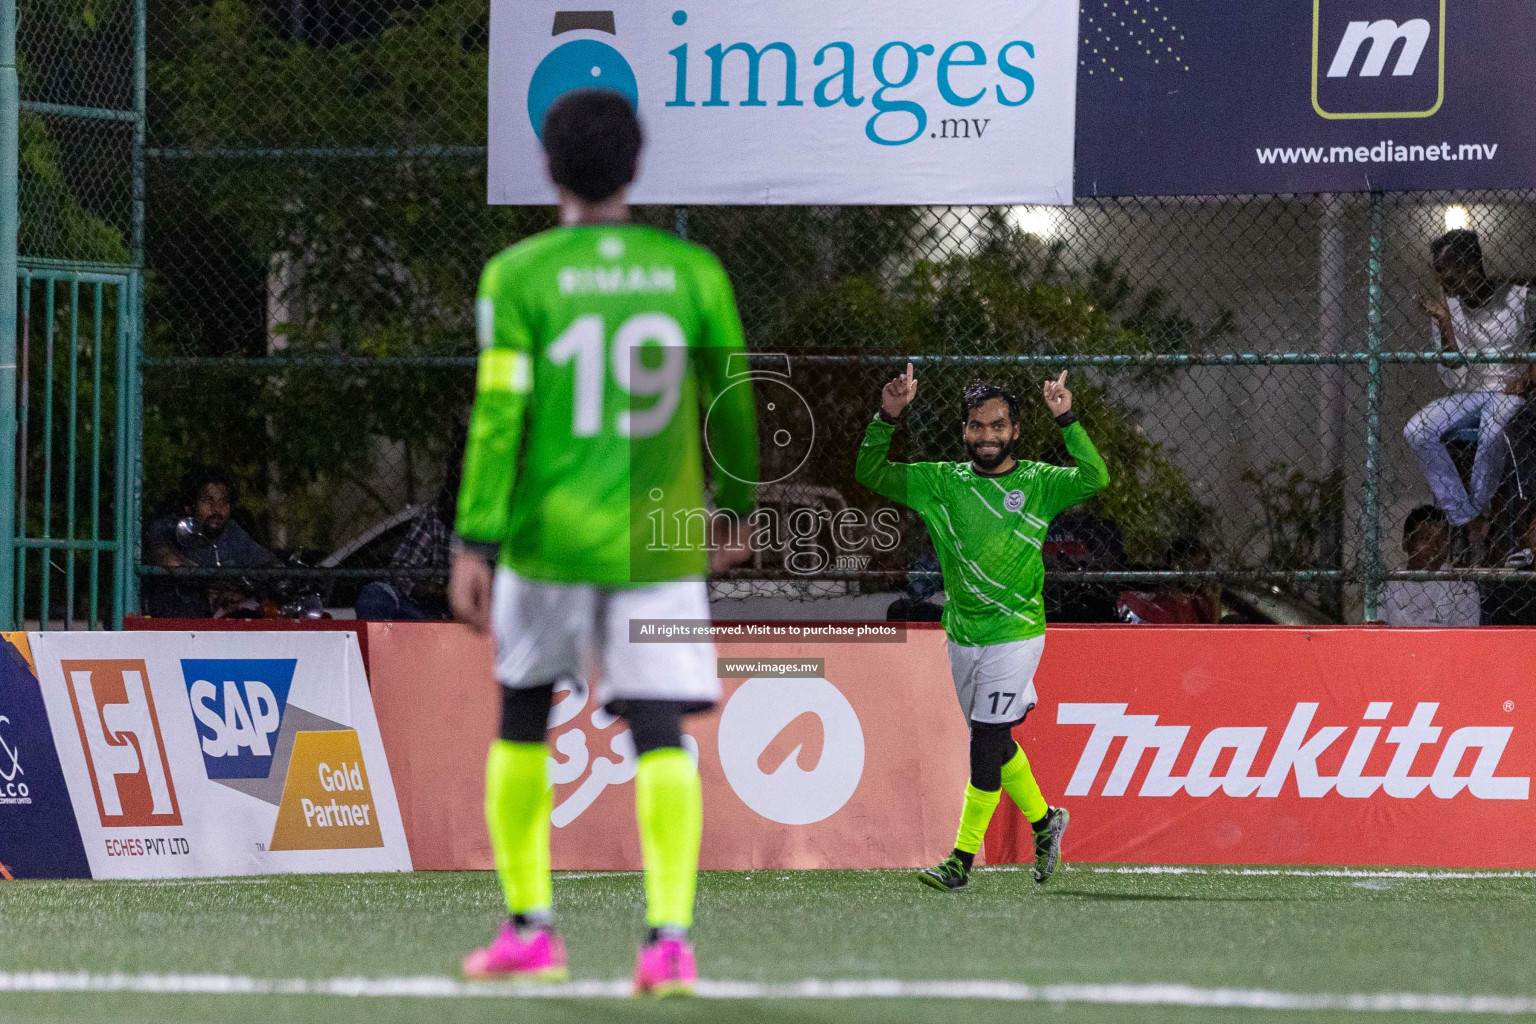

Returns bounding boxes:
[124,0,147,620]
[1363,191,1385,622]
[0,0,18,630]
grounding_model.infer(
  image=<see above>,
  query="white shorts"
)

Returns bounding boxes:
[947,636,1045,725]
[490,568,720,709]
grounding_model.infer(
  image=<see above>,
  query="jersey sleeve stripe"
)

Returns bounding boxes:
[476,349,531,394]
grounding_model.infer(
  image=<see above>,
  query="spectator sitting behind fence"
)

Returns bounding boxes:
[1404,229,1531,558]
[1380,505,1480,627]
[354,438,463,621]
[143,467,273,618]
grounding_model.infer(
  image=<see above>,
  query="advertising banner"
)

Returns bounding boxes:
[1074,1,1536,195]
[29,631,412,878]
[367,622,969,870]
[370,622,1536,871]
[0,634,89,879]
[987,626,1536,868]
[489,1,1079,205]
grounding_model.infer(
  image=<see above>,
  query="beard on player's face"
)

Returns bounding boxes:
[964,435,1017,470]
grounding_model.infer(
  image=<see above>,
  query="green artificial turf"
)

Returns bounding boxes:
[1,866,1533,1023]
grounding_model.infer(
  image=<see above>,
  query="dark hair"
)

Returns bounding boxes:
[180,465,236,510]
[1431,229,1484,270]
[541,89,642,203]
[1403,503,1448,540]
[960,380,1019,425]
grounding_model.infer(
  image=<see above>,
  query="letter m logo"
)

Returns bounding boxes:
[1312,0,1445,120]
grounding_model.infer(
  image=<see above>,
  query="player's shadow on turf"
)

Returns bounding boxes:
[1048,890,1290,903]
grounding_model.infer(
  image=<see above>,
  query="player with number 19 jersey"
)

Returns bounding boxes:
[456,223,759,584]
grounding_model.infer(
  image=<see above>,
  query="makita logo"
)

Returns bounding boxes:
[1059,702,1529,801]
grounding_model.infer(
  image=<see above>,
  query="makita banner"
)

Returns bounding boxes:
[489,1,1079,205]
[1075,0,1536,195]
[987,627,1536,868]
[29,632,412,879]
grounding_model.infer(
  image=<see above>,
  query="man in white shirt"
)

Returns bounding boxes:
[1403,230,1529,552]
[1381,505,1481,627]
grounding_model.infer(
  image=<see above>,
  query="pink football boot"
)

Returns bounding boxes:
[632,936,698,997]
[462,922,568,981]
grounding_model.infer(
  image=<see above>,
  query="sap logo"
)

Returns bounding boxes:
[1059,701,1529,801]
[1312,1,1444,120]
[718,677,864,824]
[527,11,638,138]
[62,660,182,827]
[181,659,297,781]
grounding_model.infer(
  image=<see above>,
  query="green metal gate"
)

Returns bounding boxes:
[14,263,138,629]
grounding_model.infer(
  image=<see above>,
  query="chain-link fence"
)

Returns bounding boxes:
[17,0,1536,626]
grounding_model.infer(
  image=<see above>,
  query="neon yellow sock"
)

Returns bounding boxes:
[635,747,702,930]
[484,740,552,917]
[954,783,1002,855]
[1000,743,1049,824]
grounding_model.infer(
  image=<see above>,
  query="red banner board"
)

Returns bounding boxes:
[987,627,1536,868]
[366,622,1536,871]
[366,622,969,871]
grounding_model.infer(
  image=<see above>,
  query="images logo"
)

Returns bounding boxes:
[527,10,639,137]
[0,713,28,805]
[1312,0,1445,120]
[524,8,1042,148]
[181,659,297,780]
[718,677,864,825]
[62,660,182,827]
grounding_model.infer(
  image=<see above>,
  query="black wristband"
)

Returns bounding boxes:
[1054,410,1079,428]
[451,536,500,563]
[876,408,899,424]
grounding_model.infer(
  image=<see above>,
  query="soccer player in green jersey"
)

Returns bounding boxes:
[448,89,758,994]
[856,364,1108,890]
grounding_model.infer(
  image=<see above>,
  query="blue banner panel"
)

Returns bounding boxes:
[1074,1,1536,196]
[0,638,90,879]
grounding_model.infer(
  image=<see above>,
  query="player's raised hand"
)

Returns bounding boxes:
[1043,370,1073,416]
[881,362,918,419]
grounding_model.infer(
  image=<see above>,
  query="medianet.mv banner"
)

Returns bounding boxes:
[1075,0,1536,195]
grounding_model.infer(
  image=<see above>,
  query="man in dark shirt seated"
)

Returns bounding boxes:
[143,467,274,618]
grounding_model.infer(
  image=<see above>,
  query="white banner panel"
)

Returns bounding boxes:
[30,631,412,878]
[490,1,1079,205]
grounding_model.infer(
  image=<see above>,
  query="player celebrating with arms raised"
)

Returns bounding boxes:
[449,89,757,993]
[856,366,1108,890]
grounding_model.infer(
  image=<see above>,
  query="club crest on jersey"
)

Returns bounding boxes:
[1004,490,1026,513]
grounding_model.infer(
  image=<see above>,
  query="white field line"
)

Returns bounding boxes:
[2,972,1536,1013]
[974,865,1536,881]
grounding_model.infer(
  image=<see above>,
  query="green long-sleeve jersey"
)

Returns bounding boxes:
[856,414,1109,646]
[456,224,759,585]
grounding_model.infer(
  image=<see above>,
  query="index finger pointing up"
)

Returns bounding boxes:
[906,361,914,383]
